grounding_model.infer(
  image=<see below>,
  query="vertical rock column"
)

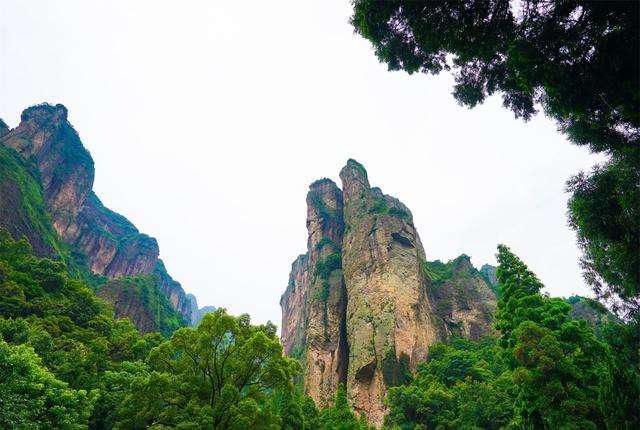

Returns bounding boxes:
[303,179,348,407]
[339,160,439,426]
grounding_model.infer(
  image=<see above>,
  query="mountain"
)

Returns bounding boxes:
[0,103,210,333]
[280,160,497,425]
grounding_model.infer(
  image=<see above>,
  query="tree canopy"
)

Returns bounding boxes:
[351,0,639,154]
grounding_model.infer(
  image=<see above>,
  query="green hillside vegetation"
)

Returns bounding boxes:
[386,245,639,429]
[0,231,375,429]
[98,276,186,337]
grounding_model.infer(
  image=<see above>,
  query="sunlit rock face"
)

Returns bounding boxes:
[340,160,439,425]
[0,103,196,327]
[281,160,497,427]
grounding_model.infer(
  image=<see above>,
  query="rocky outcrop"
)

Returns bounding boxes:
[98,279,158,334]
[189,300,218,326]
[280,254,310,357]
[0,144,60,256]
[340,160,439,424]
[480,263,498,290]
[0,103,201,329]
[281,160,497,426]
[302,179,348,407]
[426,256,496,340]
[567,295,617,328]
[280,179,348,407]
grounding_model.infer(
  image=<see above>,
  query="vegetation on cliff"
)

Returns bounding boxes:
[0,103,200,329]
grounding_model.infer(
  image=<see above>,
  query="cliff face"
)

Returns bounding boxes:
[426,256,496,340]
[280,179,348,407]
[0,103,199,330]
[281,160,497,426]
[340,160,440,424]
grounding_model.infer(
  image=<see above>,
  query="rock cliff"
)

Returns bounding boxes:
[281,160,497,426]
[0,103,204,331]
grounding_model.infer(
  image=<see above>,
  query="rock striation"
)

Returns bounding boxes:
[0,103,205,330]
[281,160,497,426]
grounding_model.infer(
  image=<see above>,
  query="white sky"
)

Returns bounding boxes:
[1,1,601,326]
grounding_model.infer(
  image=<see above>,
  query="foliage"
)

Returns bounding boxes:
[368,196,410,221]
[0,230,372,429]
[386,337,515,429]
[351,0,638,153]
[316,237,338,251]
[0,145,65,256]
[316,252,342,280]
[318,385,371,430]
[387,245,638,429]
[422,259,453,286]
[0,340,92,429]
[369,197,388,215]
[567,156,640,317]
[0,231,161,426]
[102,276,186,337]
[114,309,299,429]
[496,244,614,429]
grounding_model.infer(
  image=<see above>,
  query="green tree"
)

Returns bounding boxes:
[351,0,638,153]
[0,340,92,429]
[567,156,640,317]
[114,309,298,429]
[496,244,611,429]
[318,385,371,430]
[385,338,515,429]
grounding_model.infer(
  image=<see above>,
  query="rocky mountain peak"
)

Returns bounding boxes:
[282,160,498,426]
[339,159,371,215]
[20,103,68,125]
[0,103,201,332]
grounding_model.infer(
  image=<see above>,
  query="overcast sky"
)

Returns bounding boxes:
[1,1,601,326]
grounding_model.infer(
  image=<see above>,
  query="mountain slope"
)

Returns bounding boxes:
[0,103,209,332]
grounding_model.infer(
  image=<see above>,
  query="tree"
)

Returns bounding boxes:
[351,0,640,314]
[496,244,611,429]
[0,340,91,429]
[386,245,634,428]
[567,155,640,318]
[318,385,371,430]
[385,338,515,429]
[351,0,638,153]
[114,309,299,429]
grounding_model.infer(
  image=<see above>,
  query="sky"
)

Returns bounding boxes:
[1,1,602,326]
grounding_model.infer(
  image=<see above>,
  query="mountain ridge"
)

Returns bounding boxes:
[0,102,212,332]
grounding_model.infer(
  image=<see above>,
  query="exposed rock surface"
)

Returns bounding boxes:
[480,263,498,290]
[280,179,348,407]
[280,254,310,357]
[98,279,158,334]
[0,103,202,329]
[567,295,617,328]
[281,160,497,426]
[189,301,218,326]
[0,144,59,256]
[426,256,496,340]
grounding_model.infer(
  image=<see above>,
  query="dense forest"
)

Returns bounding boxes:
[1,0,638,429]
[0,229,637,428]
